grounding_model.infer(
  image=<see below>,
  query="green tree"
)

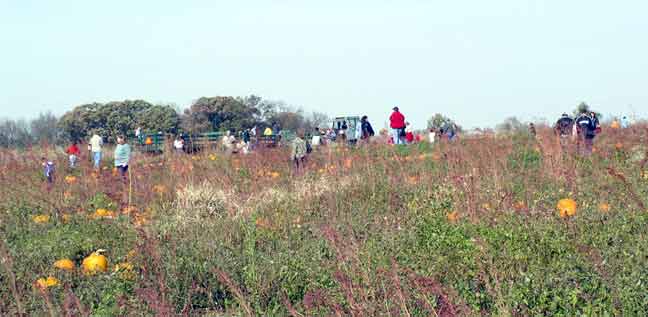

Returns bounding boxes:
[427,113,460,132]
[181,96,259,133]
[137,104,180,134]
[59,100,179,142]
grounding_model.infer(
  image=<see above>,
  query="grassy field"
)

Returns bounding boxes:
[1,126,648,316]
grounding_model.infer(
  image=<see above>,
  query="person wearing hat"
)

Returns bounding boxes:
[389,107,406,145]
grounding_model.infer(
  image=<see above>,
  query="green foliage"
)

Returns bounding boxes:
[58,100,179,142]
[2,128,648,315]
[181,96,259,134]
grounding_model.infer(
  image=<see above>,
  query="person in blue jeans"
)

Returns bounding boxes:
[89,133,103,169]
[389,107,406,145]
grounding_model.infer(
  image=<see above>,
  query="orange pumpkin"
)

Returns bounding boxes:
[598,202,610,213]
[82,250,108,275]
[54,258,75,271]
[446,211,459,223]
[557,198,577,218]
[514,201,526,210]
[35,276,59,289]
[64,175,77,184]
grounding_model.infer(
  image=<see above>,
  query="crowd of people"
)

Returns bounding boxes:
[42,106,634,186]
[553,109,602,156]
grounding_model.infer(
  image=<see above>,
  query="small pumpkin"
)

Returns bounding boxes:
[32,214,50,224]
[121,206,138,215]
[64,175,77,184]
[35,276,59,289]
[557,198,577,218]
[446,211,459,223]
[93,208,115,219]
[82,250,108,275]
[54,258,75,271]
[153,185,167,194]
[114,262,136,280]
[514,201,526,210]
[598,202,611,213]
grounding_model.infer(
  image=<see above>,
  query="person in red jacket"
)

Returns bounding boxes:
[65,142,81,168]
[389,107,406,145]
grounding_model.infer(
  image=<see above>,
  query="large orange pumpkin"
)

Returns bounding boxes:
[557,198,577,218]
[82,250,108,275]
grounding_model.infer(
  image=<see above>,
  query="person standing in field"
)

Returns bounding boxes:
[291,130,308,170]
[42,157,55,185]
[360,115,375,142]
[89,133,103,169]
[311,127,322,147]
[575,110,597,156]
[338,121,348,143]
[65,141,81,168]
[590,112,601,135]
[173,136,184,153]
[528,123,537,138]
[114,135,131,182]
[429,128,437,144]
[554,113,574,149]
[621,116,630,128]
[242,129,251,145]
[389,107,406,145]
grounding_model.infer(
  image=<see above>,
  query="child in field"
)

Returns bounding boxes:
[65,142,81,168]
[42,157,55,184]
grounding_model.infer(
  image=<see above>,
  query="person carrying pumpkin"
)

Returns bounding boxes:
[114,135,131,182]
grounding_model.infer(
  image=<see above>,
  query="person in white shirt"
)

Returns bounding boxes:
[89,133,103,169]
[173,137,184,153]
[429,128,437,144]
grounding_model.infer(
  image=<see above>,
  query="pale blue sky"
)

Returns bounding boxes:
[1,0,647,129]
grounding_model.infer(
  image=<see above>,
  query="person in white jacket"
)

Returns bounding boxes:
[89,133,103,169]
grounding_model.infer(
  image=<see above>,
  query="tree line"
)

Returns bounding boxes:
[0,95,330,147]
